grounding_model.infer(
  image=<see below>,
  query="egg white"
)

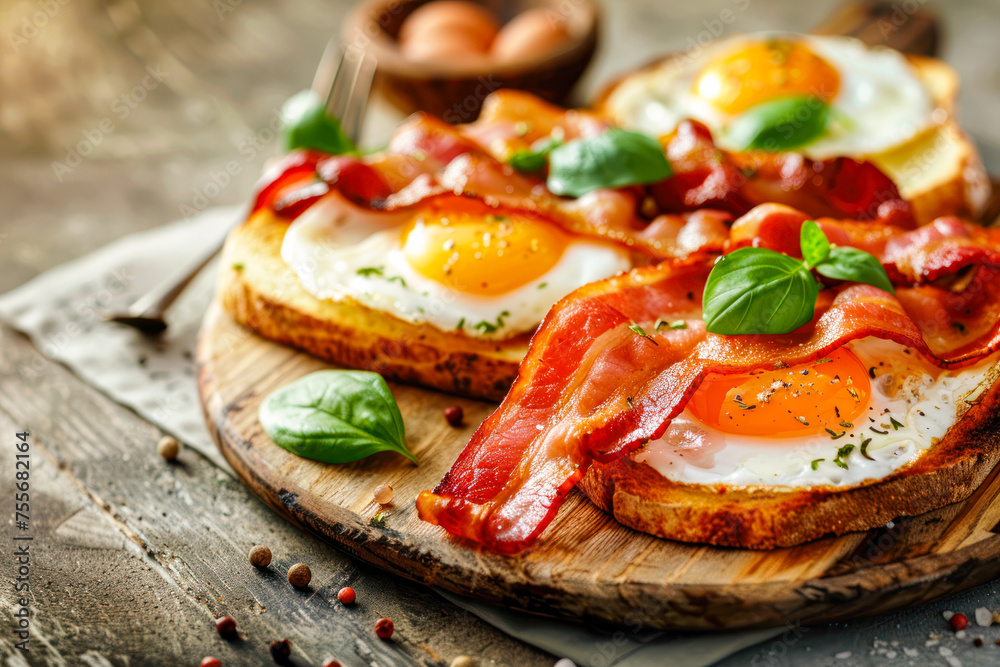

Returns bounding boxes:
[281,194,633,339]
[636,337,1000,488]
[608,33,938,160]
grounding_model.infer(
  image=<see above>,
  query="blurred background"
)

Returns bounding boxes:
[0,0,997,287]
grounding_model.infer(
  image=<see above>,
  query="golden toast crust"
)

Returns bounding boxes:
[578,373,1000,549]
[217,211,526,401]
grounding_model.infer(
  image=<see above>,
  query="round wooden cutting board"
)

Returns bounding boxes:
[197,300,1000,630]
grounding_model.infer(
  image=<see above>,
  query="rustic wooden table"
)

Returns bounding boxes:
[3,0,1000,665]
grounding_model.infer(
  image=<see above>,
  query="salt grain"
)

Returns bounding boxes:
[835,651,852,659]
[942,610,955,621]
[975,607,993,627]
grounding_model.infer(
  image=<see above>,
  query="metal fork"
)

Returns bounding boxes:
[105,44,376,335]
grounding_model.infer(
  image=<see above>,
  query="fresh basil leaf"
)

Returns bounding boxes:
[259,370,416,464]
[507,135,563,172]
[800,220,830,268]
[815,246,895,294]
[281,90,358,156]
[703,248,820,335]
[547,128,672,197]
[727,96,830,152]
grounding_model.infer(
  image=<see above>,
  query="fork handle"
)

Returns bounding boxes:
[127,237,225,319]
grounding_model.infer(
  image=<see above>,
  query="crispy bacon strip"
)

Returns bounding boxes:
[249,93,913,262]
[727,203,1000,285]
[416,212,1000,552]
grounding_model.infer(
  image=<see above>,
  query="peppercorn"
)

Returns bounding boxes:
[444,405,464,427]
[269,639,291,663]
[950,613,968,631]
[215,615,236,637]
[157,435,180,460]
[201,658,221,667]
[287,563,311,588]
[322,661,343,667]
[337,587,356,605]
[373,483,394,505]
[248,545,272,568]
[974,637,984,647]
[451,656,476,667]
[375,617,394,639]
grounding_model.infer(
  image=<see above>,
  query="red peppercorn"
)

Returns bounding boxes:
[444,406,463,427]
[270,638,291,663]
[201,658,221,667]
[337,587,356,605]
[375,617,394,639]
[216,615,236,637]
[950,613,968,631]
[323,661,343,667]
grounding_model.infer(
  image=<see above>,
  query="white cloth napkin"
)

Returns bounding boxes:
[0,208,780,666]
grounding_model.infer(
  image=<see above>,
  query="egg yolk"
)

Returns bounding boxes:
[692,39,841,115]
[686,348,871,438]
[401,209,570,296]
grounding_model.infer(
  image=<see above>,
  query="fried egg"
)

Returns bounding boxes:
[281,194,632,339]
[637,338,1000,487]
[607,33,940,160]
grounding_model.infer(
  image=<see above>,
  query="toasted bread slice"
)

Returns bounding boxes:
[578,362,1000,549]
[217,210,527,401]
[598,50,990,225]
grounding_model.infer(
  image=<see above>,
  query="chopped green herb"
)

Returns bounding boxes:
[456,318,465,331]
[868,366,877,379]
[655,319,689,330]
[811,458,824,470]
[869,426,888,435]
[952,322,967,334]
[473,310,511,335]
[833,443,855,469]
[839,421,853,429]
[825,428,846,440]
[889,416,904,431]
[388,275,407,287]
[537,282,548,289]
[860,437,874,461]
[356,266,384,277]
[814,357,833,364]
[370,510,387,528]
[628,323,658,345]
[231,263,244,271]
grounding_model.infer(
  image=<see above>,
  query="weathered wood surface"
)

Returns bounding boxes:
[0,323,552,666]
[5,0,1000,663]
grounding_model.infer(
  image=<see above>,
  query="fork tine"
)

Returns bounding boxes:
[341,52,376,144]
[310,37,343,99]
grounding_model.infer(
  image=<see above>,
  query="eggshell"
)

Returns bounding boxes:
[491,8,571,63]
[399,1,500,52]
[400,31,491,63]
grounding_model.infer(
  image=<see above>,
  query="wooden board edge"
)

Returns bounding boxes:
[196,301,1000,630]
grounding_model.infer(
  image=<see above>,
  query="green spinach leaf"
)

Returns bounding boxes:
[815,246,895,294]
[703,221,895,335]
[259,370,416,464]
[281,90,358,156]
[727,95,830,152]
[703,248,820,335]
[507,134,563,172]
[799,220,830,268]
[546,128,672,197]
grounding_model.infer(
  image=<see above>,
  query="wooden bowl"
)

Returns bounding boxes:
[342,0,600,122]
